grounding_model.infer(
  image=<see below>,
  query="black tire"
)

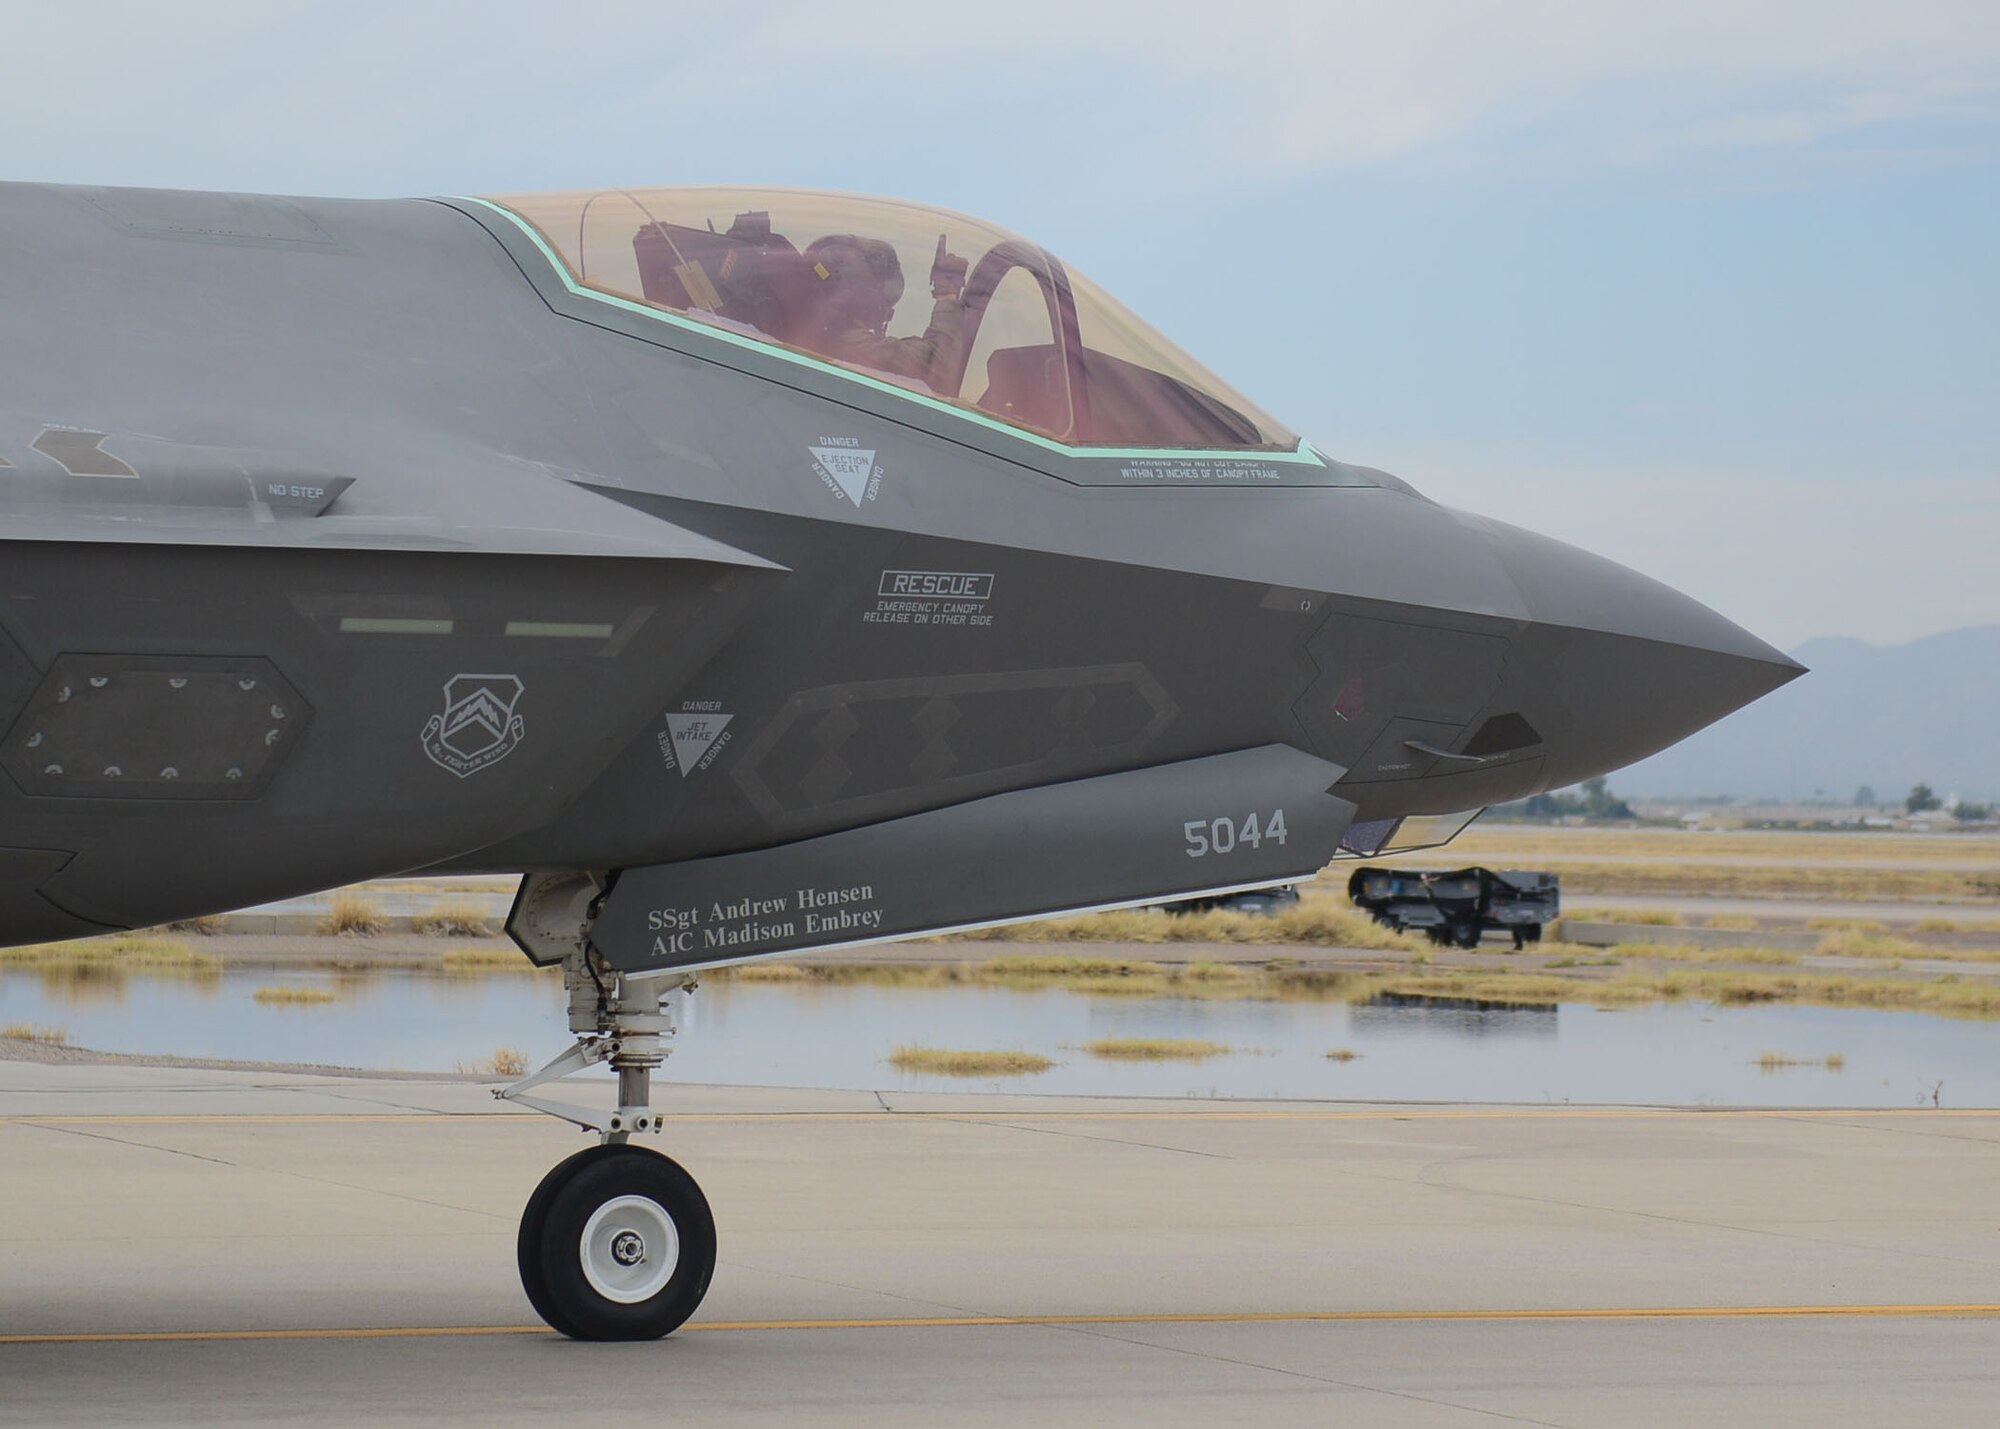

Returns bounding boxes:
[518,1144,625,1338]
[533,1144,716,1341]
[1452,920,1480,950]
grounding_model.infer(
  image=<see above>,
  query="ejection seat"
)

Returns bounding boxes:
[631,212,817,345]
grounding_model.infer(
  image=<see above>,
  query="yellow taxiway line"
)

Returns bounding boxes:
[6,1304,2000,1345]
[1,1106,1996,1127]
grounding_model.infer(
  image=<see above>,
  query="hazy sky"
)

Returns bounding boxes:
[5,2,1993,648]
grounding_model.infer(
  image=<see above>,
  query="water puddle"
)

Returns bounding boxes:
[2,968,1991,1107]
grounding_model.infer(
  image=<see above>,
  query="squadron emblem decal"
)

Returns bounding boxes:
[421,674,526,778]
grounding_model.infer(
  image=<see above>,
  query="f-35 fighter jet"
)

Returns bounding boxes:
[0,181,1801,1338]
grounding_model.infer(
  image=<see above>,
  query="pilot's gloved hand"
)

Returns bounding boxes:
[930,235,968,300]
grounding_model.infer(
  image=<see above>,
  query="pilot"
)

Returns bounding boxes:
[801,233,970,394]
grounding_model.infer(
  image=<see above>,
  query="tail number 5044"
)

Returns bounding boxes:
[1183,810,1288,858]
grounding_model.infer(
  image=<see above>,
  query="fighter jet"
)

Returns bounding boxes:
[0,180,1801,1338]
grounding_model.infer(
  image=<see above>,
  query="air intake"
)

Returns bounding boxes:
[1463,712,1541,757]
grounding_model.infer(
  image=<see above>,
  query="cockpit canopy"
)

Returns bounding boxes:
[485,187,1299,453]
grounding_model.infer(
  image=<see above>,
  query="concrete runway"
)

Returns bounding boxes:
[4,1062,1999,1426]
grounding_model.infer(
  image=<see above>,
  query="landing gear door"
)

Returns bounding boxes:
[582,744,1354,974]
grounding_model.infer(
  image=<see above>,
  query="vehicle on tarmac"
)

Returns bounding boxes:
[1164,885,1303,916]
[0,179,1799,1339]
[1349,866,1560,949]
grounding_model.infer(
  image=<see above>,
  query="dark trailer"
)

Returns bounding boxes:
[1348,866,1559,949]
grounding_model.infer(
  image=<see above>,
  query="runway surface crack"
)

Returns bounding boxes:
[21,1120,239,1168]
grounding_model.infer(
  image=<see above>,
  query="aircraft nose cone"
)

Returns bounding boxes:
[1453,510,1806,788]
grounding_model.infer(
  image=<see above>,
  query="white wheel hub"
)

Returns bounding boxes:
[580,1193,680,1304]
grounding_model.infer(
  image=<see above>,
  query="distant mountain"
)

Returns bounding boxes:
[1612,625,2000,804]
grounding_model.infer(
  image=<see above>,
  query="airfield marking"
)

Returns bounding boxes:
[2,1106,1997,1127]
[7,1304,2000,1345]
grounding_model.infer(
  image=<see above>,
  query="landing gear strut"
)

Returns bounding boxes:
[496,934,715,1340]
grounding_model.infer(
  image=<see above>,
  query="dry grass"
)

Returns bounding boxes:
[1814,930,1928,960]
[1362,826,2000,902]
[1358,965,2000,1015]
[984,953,1170,976]
[457,1046,528,1077]
[438,947,540,972]
[887,1046,1053,1076]
[0,1023,66,1043]
[1756,1050,1846,1072]
[162,914,224,935]
[936,903,1425,952]
[1392,828,2000,865]
[317,892,386,937]
[1609,909,1686,926]
[1641,970,2000,1019]
[251,985,338,1006]
[711,957,1229,998]
[413,901,492,937]
[1082,1038,1231,1060]
[1808,918,1889,933]
[1466,862,1998,902]
[724,963,815,982]
[1368,972,1652,1007]
[718,961,952,989]
[1607,941,1801,966]
[711,949,2000,1017]
[0,936,218,971]
[1704,915,1759,931]
[1324,1047,1363,1062]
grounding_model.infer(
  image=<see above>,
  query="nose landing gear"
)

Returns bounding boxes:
[496,920,715,1341]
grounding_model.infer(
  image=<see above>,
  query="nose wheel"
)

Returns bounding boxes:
[518,1143,716,1341]
[496,885,718,1340]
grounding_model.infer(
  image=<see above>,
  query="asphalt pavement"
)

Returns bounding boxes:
[3,1061,1999,1425]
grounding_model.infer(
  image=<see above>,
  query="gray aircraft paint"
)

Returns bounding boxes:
[586,745,1353,973]
[0,180,1801,958]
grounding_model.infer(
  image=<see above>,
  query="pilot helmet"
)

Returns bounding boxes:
[804,234,905,334]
